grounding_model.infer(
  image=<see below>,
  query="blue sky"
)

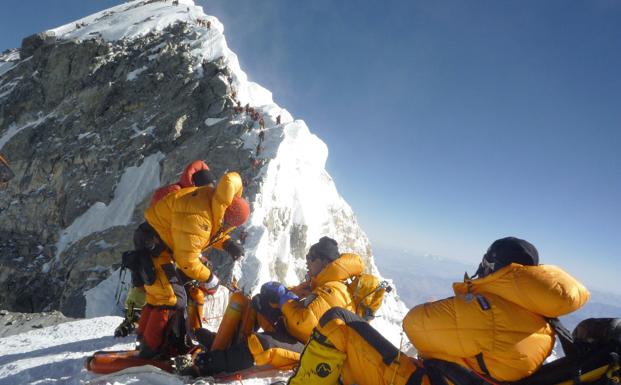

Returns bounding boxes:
[1,1,620,292]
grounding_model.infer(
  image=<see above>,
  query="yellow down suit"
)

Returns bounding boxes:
[290,263,589,385]
[142,171,243,307]
[247,253,366,368]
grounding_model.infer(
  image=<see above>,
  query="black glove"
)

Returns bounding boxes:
[223,239,244,260]
[251,293,282,324]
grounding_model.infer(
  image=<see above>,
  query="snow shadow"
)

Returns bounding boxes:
[0,357,86,385]
[0,335,126,366]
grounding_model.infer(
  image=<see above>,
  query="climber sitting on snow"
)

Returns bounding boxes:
[115,160,216,338]
[287,236,590,385]
[130,169,250,358]
[181,236,385,377]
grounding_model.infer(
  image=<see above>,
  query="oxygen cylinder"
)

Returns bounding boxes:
[188,287,205,331]
[237,303,257,343]
[210,291,249,351]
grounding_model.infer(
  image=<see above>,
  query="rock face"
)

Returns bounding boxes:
[0,20,250,316]
[0,0,406,329]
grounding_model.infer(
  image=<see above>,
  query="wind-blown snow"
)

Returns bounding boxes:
[54,152,165,261]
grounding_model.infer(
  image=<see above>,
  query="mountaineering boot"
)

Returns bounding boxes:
[114,307,141,337]
[172,354,201,377]
[288,333,346,385]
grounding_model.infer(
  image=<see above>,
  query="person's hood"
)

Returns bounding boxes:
[311,253,364,288]
[454,263,590,317]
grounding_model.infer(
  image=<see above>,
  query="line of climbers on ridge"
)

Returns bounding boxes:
[231,100,279,169]
[100,158,618,385]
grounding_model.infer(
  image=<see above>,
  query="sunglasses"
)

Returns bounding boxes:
[306,251,322,263]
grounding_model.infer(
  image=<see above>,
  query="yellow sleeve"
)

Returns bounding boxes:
[211,172,243,235]
[171,212,212,282]
[282,283,350,343]
[210,228,234,250]
[403,295,487,359]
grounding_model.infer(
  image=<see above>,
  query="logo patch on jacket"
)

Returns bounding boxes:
[476,294,491,311]
[316,362,332,377]
[302,294,318,308]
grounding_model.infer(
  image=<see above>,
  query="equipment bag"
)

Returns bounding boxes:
[119,222,167,286]
[515,318,621,385]
[431,318,621,385]
[347,274,391,321]
[121,250,156,286]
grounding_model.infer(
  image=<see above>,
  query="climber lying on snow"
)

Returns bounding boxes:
[179,236,388,377]
[287,237,591,385]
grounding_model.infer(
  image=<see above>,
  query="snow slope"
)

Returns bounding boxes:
[0,316,291,385]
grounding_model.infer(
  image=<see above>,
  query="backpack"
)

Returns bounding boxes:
[347,274,391,321]
[121,249,156,286]
[428,318,621,385]
[514,318,621,385]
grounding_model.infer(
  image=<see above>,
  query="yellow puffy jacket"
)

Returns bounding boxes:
[144,172,243,282]
[282,253,364,343]
[143,251,178,306]
[403,264,590,382]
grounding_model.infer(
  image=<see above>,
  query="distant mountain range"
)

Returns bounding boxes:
[374,245,621,330]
